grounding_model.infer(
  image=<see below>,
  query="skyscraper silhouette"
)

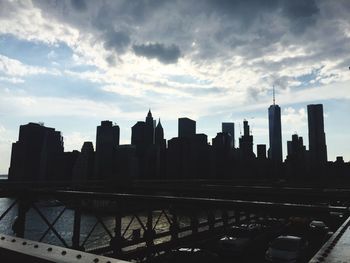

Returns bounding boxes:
[239,120,255,160]
[95,120,120,180]
[178,118,196,138]
[268,87,283,162]
[155,119,165,147]
[145,109,155,145]
[155,119,166,179]
[73,141,94,181]
[222,122,235,148]
[257,144,267,160]
[307,104,327,164]
[8,122,63,181]
[132,110,156,147]
[287,134,306,163]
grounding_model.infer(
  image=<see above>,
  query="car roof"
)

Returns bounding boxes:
[310,220,326,226]
[276,235,302,241]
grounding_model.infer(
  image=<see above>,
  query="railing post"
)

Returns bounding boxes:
[222,210,228,228]
[14,198,29,238]
[72,207,82,250]
[144,209,155,259]
[235,209,241,225]
[190,212,199,234]
[208,211,215,230]
[169,208,178,241]
[145,209,155,246]
[111,210,122,257]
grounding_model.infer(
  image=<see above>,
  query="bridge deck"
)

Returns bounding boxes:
[1,184,350,262]
[0,234,130,263]
[309,215,350,262]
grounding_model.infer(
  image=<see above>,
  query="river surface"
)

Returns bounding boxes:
[0,198,180,251]
[0,197,206,252]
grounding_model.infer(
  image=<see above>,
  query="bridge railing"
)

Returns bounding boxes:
[0,233,130,263]
[0,189,349,261]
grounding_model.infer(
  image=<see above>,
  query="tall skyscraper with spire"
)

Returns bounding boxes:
[145,109,155,145]
[268,86,283,162]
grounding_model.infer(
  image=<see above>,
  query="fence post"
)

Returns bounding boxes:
[190,212,199,234]
[208,211,215,230]
[14,198,29,238]
[72,206,82,250]
[170,208,178,241]
[110,210,122,257]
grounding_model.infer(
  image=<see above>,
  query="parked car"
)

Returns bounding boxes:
[265,235,308,263]
[309,220,329,231]
[308,220,332,250]
[215,223,273,257]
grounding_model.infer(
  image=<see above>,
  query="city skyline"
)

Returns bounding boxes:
[8,104,347,182]
[1,98,349,174]
[1,0,350,173]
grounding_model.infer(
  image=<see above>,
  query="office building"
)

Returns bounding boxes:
[239,120,254,160]
[72,141,95,181]
[155,119,166,148]
[212,132,232,150]
[257,144,267,160]
[222,122,235,148]
[307,104,327,163]
[145,109,155,145]
[268,88,282,162]
[8,122,63,181]
[95,120,120,179]
[178,118,196,138]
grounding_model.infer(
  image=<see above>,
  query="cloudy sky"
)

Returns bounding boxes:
[0,0,350,173]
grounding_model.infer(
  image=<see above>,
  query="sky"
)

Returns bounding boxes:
[0,0,350,174]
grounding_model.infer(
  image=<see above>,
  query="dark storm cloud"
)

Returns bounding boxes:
[133,43,181,64]
[206,0,280,21]
[32,0,322,56]
[103,30,131,53]
[282,0,320,34]
[70,0,87,12]
[283,0,319,19]
[30,0,350,73]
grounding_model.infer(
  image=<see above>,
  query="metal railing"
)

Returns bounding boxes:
[0,188,349,261]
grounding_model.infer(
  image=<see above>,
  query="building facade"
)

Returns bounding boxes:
[268,104,283,162]
[307,104,327,164]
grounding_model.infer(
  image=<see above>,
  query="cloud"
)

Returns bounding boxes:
[70,0,87,12]
[0,124,15,175]
[3,0,349,88]
[133,43,181,64]
[1,0,350,173]
[282,107,307,132]
[103,30,131,54]
[283,0,319,19]
[64,131,92,152]
[0,76,25,83]
[0,92,120,118]
[47,50,58,59]
[0,54,59,77]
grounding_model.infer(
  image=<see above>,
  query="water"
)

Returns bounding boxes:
[0,198,278,262]
[0,198,194,251]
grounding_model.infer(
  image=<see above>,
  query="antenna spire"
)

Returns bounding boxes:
[272,85,276,105]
